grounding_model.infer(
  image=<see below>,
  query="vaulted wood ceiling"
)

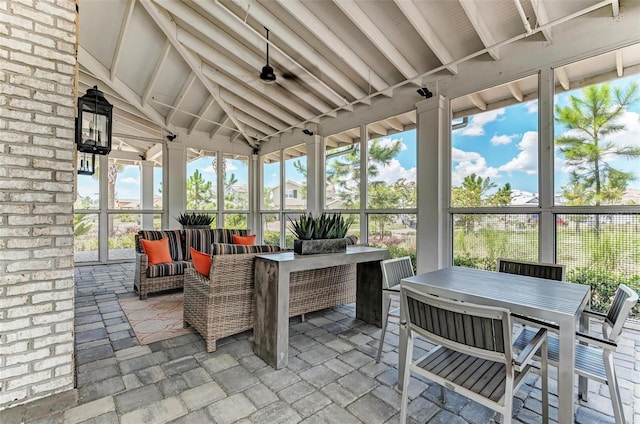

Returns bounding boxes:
[78,0,632,162]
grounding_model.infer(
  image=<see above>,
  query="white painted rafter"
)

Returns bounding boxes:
[508,82,523,102]
[142,40,171,106]
[111,0,136,80]
[530,0,553,42]
[556,66,570,90]
[220,91,288,132]
[78,46,172,132]
[394,0,458,75]
[459,0,500,60]
[275,0,390,91]
[140,0,256,147]
[616,49,624,77]
[176,29,317,121]
[611,0,620,16]
[188,96,215,135]
[210,0,363,104]
[166,72,196,126]
[469,93,487,110]
[335,0,419,81]
[155,0,334,114]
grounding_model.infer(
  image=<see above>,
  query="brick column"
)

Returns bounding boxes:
[0,0,77,409]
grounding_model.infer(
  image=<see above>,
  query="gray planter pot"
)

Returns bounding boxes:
[182,225,211,230]
[294,238,347,255]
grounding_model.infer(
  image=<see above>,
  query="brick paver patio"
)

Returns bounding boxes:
[1,263,638,423]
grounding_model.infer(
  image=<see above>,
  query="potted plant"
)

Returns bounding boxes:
[289,212,354,255]
[176,212,215,229]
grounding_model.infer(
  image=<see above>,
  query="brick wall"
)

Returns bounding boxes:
[0,0,77,410]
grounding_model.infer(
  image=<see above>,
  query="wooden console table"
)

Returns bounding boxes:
[253,246,389,369]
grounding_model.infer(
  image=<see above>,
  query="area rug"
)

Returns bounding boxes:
[119,292,194,345]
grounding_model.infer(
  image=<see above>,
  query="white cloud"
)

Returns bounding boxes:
[607,111,640,148]
[490,134,516,145]
[458,108,506,136]
[372,158,416,184]
[451,147,500,185]
[120,177,139,185]
[526,100,538,114]
[377,136,407,151]
[498,131,538,175]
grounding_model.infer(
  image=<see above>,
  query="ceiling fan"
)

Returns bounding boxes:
[259,27,276,84]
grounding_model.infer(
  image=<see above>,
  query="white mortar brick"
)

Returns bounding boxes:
[55,149,73,160]
[0,389,28,406]
[0,273,30,285]
[55,321,73,332]
[0,130,29,142]
[0,249,30,261]
[8,121,55,135]
[0,36,32,53]
[7,215,54,226]
[0,106,32,122]
[32,290,72,303]
[0,155,30,166]
[33,46,74,65]
[33,68,72,85]
[55,193,74,203]
[56,62,74,75]
[7,370,52,390]
[55,127,74,138]
[31,375,73,394]
[5,326,51,343]
[55,342,73,355]
[0,341,28,355]
[7,237,53,249]
[5,281,53,295]
[0,180,30,190]
[56,40,74,55]
[55,257,73,268]
[10,192,54,202]
[55,364,73,377]
[6,348,51,366]
[2,60,31,75]
[55,171,73,182]
[34,113,72,127]
[34,333,73,349]
[0,203,30,214]
[9,144,54,157]
[33,204,72,214]
[33,247,73,259]
[10,168,52,180]
[32,181,72,192]
[6,303,52,318]
[34,0,75,21]
[34,355,70,371]
[0,227,30,237]
[54,279,74,290]
[33,135,74,149]
[55,236,73,246]
[32,269,73,280]
[10,4,55,26]
[32,310,73,325]
[34,23,74,43]
[0,295,28,308]
[10,74,54,92]
[56,18,74,33]
[0,83,31,97]
[0,364,29,379]
[10,27,55,48]
[10,97,53,113]
[33,91,73,106]
[55,105,74,117]
[32,226,72,236]
[10,51,55,70]
[54,299,73,311]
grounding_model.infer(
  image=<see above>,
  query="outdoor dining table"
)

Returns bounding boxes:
[399,266,591,424]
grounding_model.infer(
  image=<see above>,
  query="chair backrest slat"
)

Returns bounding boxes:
[497,258,566,281]
[381,257,414,290]
[403,287,510,359]
[605,284,639,341]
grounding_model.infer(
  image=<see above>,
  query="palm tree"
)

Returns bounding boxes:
[555,82,640,231]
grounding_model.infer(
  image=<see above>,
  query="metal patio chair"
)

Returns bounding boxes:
[376,256,414,363]
[514,284,638,424]
[497,258,566,282]
[399,285,549,424]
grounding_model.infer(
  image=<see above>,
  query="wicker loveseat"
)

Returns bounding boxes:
[134,228,250,299]
[184,243,358,352]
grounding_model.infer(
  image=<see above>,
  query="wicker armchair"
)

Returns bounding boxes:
[184,252,356,352]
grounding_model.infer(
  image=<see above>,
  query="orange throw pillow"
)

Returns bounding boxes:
[232,234,256,245]
[140,238,173,265]
[190,247,211,278]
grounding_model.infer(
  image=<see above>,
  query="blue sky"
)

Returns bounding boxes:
[77,74,640,204]
[452,73,640,197]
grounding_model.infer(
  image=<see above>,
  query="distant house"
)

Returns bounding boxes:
[268,180,306,208]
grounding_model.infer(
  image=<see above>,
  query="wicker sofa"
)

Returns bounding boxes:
[134,228,250,299]
[184,243,357,352]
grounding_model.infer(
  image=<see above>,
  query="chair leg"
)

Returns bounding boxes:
[399,333,414,424]
[376,293,391,363]
[541,337,549,424]
[604,353,625,424]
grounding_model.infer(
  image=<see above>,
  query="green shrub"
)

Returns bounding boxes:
[568,267,639,316]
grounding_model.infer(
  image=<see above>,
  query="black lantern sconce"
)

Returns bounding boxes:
[76,86,113,156]
[77,151,96,176]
